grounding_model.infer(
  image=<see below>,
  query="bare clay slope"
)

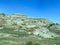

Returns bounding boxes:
[0,13,60,45]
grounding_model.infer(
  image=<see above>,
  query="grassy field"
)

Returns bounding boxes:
[0,26,60,45]
[0,35,60,45]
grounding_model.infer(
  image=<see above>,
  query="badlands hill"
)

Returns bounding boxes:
[0,13,60,45]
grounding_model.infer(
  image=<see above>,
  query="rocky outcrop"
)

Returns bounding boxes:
[0,13,60,38]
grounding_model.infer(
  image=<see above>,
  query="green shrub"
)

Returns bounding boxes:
[25,41,40,45]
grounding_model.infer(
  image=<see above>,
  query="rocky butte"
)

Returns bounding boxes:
[0,13,60,45]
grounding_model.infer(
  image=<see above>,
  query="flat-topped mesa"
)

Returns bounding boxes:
[11,13,28,18]
[0,13,54,26]
[0,13,60,39]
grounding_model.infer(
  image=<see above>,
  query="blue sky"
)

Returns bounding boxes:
[0,0,60,23]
